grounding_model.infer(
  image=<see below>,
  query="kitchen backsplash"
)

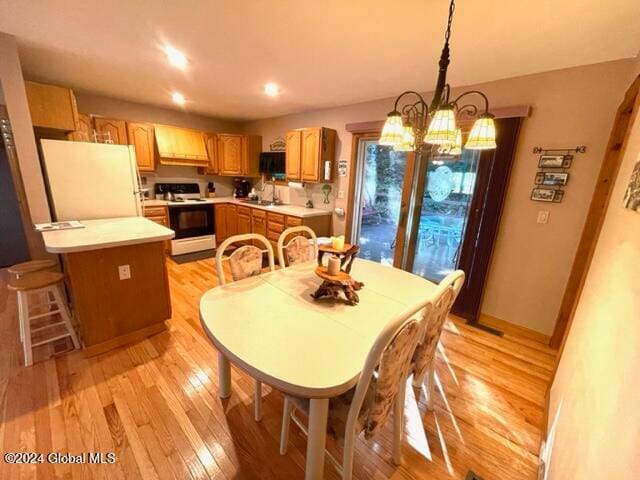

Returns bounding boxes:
[140,164,335,211]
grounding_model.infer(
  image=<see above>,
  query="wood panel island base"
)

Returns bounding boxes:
[41,217,175,356]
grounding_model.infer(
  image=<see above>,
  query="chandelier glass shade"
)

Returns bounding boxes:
[424,108,457,145]
[379,111,404,146]
[380,0,496,154]
[465,114,497,150]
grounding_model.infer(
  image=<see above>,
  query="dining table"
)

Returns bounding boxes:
[199,258,437,479]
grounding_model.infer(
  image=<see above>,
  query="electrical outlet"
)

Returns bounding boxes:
[118,264,131,280]
[338,190,345,199]
[537,210,550,224]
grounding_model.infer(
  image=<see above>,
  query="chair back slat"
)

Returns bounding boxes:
[215,233,275,285]
[412,270,465,381]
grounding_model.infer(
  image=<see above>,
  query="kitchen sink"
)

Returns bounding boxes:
[240,199,287,207]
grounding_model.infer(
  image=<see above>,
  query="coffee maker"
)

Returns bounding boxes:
[233,178,251,198]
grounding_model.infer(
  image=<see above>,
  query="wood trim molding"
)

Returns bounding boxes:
[345,105,531,133]
[550,75,640,350]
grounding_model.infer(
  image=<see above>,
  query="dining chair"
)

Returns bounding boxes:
[276,226,318,267]
[279,306,423,479]
[215,233,275,285]
[411,270,465,410]
[215,232,275,421]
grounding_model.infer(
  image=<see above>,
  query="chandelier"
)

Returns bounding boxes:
[380,0,497,153]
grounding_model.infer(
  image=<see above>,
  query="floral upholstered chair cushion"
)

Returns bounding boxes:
[284,236,314,265]
[228,245,264,281]
[412,287,456,381]
[289,319,420,441]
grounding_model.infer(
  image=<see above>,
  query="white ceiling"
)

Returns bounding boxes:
[1,0,639,120]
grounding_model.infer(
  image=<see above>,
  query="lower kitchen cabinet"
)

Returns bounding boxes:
[215,204,228,243]
[214,203,331,257]
[143,205,170,254]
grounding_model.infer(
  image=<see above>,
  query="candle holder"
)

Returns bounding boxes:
[312,243,364,306]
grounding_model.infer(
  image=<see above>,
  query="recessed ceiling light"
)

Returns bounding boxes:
[264,82,280,97]
[172,92,186,105]
[163,45,188,70]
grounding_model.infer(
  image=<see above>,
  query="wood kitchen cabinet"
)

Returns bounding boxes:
[25,80,79,131]
[94,117,129,145]
[215,204,228,243]
[285,130,302,180]
[214,202,331,258]
[143,205,170,253]
[237,206,252,235]
[285,127,336,183]
[127,122,156,171]
[154,124,208,167]
[201,133,219,174]
[217,134,262,177]
[226,204,238,237]
[251,209,267,241]
[67,113,94,142]
[218,134,243,175]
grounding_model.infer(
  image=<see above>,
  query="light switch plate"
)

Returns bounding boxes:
[118,264,131,280]
[537,210,550,224]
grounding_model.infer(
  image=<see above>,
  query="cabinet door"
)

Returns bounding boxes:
[218,135,243,175]
[127,122,155,171]
[251,210,267,238]
[301,128,321,182]
[94,118,128,145]
[215,205,227,243]
[68,114,93,142]
[226,204,238,237]
[241,135,261,177]
[25,81,79,131]
[285,130,302,180]
[237,212,251,236]
[204,133,218,174]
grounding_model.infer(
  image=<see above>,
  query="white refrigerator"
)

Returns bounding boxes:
[40,139,143,221]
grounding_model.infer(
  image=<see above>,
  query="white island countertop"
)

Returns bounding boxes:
[41,217,175,254]
[144,197,333,218]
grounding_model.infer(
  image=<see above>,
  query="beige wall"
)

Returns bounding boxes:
[545,69,640,479]
[245,59,634,334]
[0,32,50,224]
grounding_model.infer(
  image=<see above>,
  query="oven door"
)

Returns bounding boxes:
[169,204,214,239]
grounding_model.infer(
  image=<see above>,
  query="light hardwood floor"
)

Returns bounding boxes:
[0,257,557,479]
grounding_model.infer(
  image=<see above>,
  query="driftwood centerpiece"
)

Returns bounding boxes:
[311,244,364,305]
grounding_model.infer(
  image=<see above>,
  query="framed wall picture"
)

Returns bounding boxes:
[562,155,573,168]
[553,190,565,203]
[531,187,556,202]
[623,157,640,212]
[535,172,545,185]
[542,172,569,186]
[538,155,565,168]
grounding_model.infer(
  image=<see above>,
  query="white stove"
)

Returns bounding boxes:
[155,183,216,256]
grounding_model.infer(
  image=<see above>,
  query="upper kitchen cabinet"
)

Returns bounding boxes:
[94,117,129,145]
[154,124,208,167]
[67,113,94,142]
[285,127,336,183]
[202,133,219,174]
[285,130,302,180]
[126,122,155,172]
[25,80,79,131]
[217,134,261,177]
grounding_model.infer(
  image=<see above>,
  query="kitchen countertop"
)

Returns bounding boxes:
[144,196,332,218]
[41,217,175,254]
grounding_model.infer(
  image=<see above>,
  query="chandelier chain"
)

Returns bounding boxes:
[444,0,456,44]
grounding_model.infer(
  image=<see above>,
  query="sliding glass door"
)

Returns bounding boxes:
[349,117,522,321]
[351,137,408,266]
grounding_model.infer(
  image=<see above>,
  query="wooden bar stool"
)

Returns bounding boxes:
[7,259,58,278]
[8,271,80,366]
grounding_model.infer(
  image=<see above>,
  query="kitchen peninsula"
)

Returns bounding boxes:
[41,217,174,356]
